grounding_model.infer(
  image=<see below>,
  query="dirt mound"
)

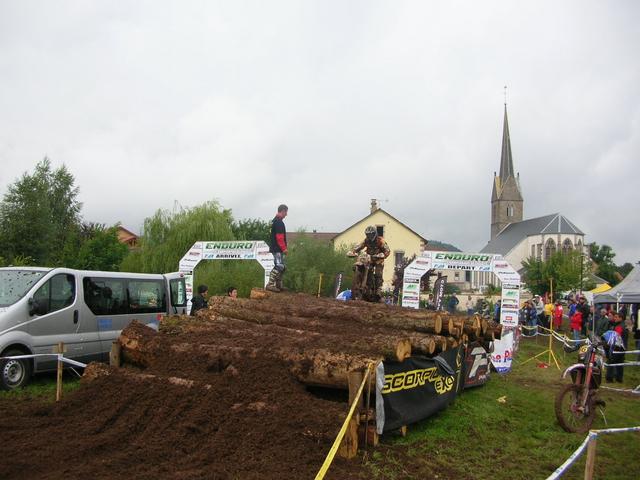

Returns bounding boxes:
[0,354,361,479]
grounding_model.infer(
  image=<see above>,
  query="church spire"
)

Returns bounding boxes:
[499,103,515,180]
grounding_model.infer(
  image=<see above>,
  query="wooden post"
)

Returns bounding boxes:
[109,341,122,367]
[347,370,365,421]
[55,342,64,402]
[584,434,597,480]
[338,418,359,459]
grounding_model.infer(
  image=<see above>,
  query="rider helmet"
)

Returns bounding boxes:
[365,225,377,243]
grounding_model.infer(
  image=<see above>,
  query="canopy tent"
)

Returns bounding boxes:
[593,263,640,304]
[590,283,612,294]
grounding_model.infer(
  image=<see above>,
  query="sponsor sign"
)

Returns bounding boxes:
[433,276,446,311]
[463,343,490,388]
[431,252,495,271]
[376,347,463,433]
[491,327,518,374]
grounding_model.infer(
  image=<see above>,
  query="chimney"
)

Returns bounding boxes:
[370,199,378,214]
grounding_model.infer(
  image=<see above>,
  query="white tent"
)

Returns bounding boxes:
[593,262,640,304]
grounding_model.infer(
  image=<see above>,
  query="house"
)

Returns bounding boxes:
[332,200,431,288]
[116,226,139,249]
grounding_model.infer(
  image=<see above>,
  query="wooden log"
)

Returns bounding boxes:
[242,291,444,334]
[82,362,213,389]
[118,320,160,368]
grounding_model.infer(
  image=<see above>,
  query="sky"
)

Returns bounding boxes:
[1,1,638,264]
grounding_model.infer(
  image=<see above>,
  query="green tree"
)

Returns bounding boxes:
[231,218,271,242]
[70,225,129,271]
[0,158,81,265]
[284,233,354,296]
[589,243,619,285]
[522,250,591,296]
[121,201,235,274]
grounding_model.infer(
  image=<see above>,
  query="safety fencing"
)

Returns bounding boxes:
[546,426,640,480]
[0,344,87,401]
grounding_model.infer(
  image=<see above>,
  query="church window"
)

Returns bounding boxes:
[562,239,573,253]
[531,245,535,258]
[537,244,543,259]
[545,239,556,259]
[507,204,514,217]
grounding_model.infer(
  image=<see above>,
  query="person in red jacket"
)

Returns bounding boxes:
[553,300,564,331]
[570,310,583,342]
[266,204,288,292]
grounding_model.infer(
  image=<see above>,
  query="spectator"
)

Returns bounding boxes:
[552,300,564,331]
[594,309,610,338]
[543,298,554,329]
[604,313,625,383]
[632,303,640,361]
[570,309,583,343]
[577,295,591,336]
[447,294,459,314]
[190,284,208,316]
[522,300,537,336]
[494,300,501,323]
[532,295,544,329]
[227,287,238,298]
[465,296,474,315]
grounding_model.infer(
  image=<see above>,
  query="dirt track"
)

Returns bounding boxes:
[0,294,384,480]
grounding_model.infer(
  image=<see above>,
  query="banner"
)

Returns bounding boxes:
[433,276,446,311]
[375,347,463,434]
[333,272,343,298]
[462,342,490,388]
[491,327,519,374]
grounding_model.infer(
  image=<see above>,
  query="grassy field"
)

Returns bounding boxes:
[2,335,639,479]
[363,335,640,480]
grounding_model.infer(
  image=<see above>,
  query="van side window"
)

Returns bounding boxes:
[83,277,127,315]
[128,280,166,313]
[33,274,75,316]
[170,278,187,307]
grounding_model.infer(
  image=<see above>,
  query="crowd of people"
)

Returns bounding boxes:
[520,293,638,384]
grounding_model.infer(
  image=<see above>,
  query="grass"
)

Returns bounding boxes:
[0,370,81,401]
[362,335,640,480]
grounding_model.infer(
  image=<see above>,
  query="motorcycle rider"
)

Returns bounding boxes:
[347,226,390,301]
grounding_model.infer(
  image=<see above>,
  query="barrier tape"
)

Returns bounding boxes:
[546,426,640,479]
[0,353,87,369]
[314,363,374,480]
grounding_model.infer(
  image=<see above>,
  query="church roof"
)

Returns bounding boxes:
[481,213,584,255]
[491,105,523,201]
[500,105,515,180]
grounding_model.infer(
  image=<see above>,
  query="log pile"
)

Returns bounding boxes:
[115,289,499,391]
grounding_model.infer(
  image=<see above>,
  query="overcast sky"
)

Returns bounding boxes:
[1,1,638,264]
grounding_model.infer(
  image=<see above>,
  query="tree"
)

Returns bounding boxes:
[70,225,129,271]
[521,250,592,297]
[0,158,81,265]
[589,243,619,285]
[231,218,271,242]
[281,232,354,297]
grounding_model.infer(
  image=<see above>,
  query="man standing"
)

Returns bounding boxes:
[266,204,288,292]
[190,284,208,316]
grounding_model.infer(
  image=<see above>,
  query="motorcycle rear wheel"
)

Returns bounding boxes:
[555,383,596,433]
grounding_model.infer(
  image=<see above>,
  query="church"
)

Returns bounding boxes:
[472,104,586,290]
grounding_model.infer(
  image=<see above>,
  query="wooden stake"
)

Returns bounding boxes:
[347,371,365,420]
[337,418,359,459]
[584,435,597,480]
[109,341,122,367]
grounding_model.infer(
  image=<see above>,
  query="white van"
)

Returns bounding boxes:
[0,267,188,390]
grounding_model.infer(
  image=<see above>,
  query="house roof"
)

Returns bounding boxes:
[480,213,584,255]
[331,208,428,243]
[116,226,139,238]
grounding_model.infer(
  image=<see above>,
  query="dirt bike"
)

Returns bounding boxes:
[346,251,384,302]
[555,336,606,433]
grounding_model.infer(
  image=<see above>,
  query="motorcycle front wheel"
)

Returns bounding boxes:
[554,384,596,433]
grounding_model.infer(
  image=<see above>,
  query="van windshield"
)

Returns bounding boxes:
[0,270,47,307]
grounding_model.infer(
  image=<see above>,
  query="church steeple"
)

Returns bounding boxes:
[491,99,523,239]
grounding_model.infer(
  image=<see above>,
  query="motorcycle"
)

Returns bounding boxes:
[346,251,385,302]
[554,335,606,433]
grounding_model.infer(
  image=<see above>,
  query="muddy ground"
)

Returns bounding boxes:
[0,294,395,480]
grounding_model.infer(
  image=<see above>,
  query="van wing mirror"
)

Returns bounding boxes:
[28,297,36,316]
[28,298,47,316]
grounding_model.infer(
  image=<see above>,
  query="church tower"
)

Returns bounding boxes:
[490,103,523,239]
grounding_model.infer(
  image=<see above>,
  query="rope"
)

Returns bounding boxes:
[314,363,374,480]
[0,353,87,368]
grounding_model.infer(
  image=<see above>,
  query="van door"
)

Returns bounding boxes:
[168,275,188,315]
[29,273,101,370]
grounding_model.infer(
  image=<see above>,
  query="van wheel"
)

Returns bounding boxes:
[1,349,32,390]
